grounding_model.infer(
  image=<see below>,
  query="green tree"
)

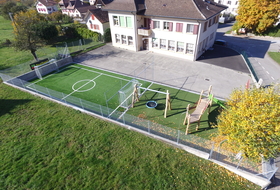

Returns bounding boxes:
[236,0,280,33]
[0,2,27,20]
[13,10,46,61]
[32,21,58,43]
[47,11,63,23]
[214,86,280,161]
[103,28,111,42]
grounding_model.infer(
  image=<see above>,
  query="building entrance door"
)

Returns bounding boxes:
[143,39,149,50]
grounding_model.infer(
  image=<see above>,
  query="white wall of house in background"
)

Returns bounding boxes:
[36,0,58,14]
[85,13,109,35]
[214,0,239,15]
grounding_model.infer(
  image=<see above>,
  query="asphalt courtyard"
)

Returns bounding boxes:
[73,44,252,99]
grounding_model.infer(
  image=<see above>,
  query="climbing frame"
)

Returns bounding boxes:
[183,85,213,135]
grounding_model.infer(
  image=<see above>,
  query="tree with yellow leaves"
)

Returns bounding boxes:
[12,10,46,61]
[215,86,280,161]
[236,0,280,34]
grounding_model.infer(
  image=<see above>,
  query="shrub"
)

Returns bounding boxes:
[62,14,73,24]
[76,28,101,41]
[0,39,12,47]
[103,28,111,42]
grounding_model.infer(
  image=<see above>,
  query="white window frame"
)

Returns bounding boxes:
[186,43,194,54]
[168,40,175,51]
[128,36,133,45]
[177,42,184,52]
[115,34,120,43]
[152,38,159,48]
[160,39,166,49]
[113,16,119,26]
[163,22,170,30]
[186,24,194,33]
[121,35,127,44]
[153,21,160,29]
[113,16,132,28]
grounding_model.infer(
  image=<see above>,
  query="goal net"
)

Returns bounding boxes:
[118,79,140,109]
[34,59,59,80]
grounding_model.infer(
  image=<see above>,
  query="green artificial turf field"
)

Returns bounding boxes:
[27,64,150,109]
[27,63,220,138]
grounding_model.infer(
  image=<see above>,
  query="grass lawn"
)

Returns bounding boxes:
[0,16,103,70]
[0,81,259,189]
[0,17,36,69]
[268,52,280,65]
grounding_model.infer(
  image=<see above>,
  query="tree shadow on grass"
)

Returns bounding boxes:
[0,99,32,117]
[208,106,222,126]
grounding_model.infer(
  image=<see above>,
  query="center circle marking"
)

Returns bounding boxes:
[72,80,96,92]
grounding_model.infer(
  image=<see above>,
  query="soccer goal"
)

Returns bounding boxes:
[118,79,140,109]
[34,59,59,80]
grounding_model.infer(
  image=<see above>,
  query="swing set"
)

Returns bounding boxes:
[132,84,171,118]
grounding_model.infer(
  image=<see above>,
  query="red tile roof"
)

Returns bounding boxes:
[88,8,109,23]
[38,0,57,7]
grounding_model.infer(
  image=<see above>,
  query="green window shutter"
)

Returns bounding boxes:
[119,16,125,27]
[126,17,132,28]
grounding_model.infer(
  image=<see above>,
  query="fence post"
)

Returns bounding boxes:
[122,114,125,124]
[61,92,66,103]
[177,130,180,144]
[79,98,84,110]
[46,87,51,98]
[99,105,103,117]
[148,120,150,134]
[20,79,25,88]
[209,142,215,159]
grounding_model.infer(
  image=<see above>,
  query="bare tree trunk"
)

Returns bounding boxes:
[31,50,39,61]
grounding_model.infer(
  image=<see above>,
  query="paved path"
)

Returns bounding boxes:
[216,22,280,86]
[269,156,280,190]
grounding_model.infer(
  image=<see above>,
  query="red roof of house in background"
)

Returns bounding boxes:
[88,8,109,23]
[38,0,57,7]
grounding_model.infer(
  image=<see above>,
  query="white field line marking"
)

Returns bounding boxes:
[271,76,275,80]
[26,66,72,87]
[62,74,102,100]
[266,71,270,74]
[71,65,144,92]
[258,62,261,65]
[262,66,265,70]
[70,65,131,82]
